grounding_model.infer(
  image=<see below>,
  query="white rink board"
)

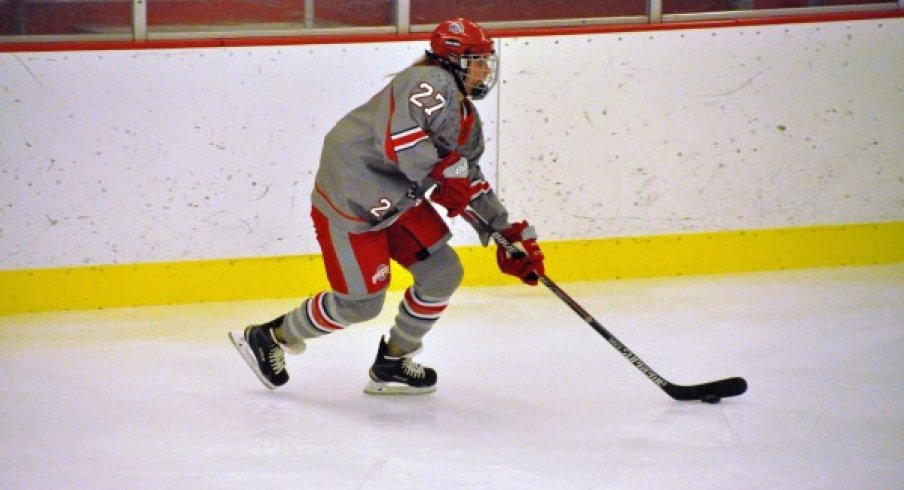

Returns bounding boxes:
[0,42,499,268]
[498,19,904,240]
[1,18,902,269]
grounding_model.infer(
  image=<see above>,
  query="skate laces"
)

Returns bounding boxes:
[262,327,287,374]
[268,346,286,374]
[401,358,426,379]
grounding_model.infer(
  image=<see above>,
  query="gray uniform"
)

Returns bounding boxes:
[312,63,509,237]
[281,62,512,354]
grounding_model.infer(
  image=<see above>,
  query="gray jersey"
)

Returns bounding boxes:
[312,62,509,239]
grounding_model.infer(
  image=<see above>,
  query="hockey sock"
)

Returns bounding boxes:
[388,286,449,354]
[283,292,349,343]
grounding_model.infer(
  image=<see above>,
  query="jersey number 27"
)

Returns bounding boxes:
[409,82,446,116]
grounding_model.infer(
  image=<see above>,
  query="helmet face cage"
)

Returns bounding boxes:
[430,18,499,100]
[458,52,498,100]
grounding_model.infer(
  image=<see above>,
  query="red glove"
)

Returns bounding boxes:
[496,221,545,286]
[429,152,471,217]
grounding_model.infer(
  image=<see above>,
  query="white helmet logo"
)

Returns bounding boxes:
[449,22,464,34]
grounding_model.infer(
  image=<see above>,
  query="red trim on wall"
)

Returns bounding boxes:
[493,10,903,38]
[0,32,430,53]
[0,10,900,53]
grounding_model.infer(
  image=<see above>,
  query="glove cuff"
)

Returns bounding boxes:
[502,220,538,242]
[429,151,465,180]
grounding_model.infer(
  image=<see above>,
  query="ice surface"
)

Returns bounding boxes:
[1,265,902,489]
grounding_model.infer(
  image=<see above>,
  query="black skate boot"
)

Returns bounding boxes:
[228,317,296,390]
[364,336,437,395]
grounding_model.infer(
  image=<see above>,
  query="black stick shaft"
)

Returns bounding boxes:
[471,212,669,388]
[463,207,747,401]
[536,274,670,388]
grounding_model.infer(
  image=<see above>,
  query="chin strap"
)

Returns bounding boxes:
[425,50,469,98]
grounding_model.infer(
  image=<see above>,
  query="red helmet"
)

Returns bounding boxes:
[429,18,498,100]
[430,18,494,62]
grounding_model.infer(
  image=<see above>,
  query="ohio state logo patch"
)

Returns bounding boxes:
[371,263,390,285]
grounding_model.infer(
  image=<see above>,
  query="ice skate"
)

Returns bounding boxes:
[364,337,437,395]
[229,322,298,389]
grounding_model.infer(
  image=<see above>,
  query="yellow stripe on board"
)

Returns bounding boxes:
[1,221,902,315]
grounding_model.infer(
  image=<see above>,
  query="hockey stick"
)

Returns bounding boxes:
[462,207,747,402]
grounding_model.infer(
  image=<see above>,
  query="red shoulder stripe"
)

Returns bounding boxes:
[384,88,398,164]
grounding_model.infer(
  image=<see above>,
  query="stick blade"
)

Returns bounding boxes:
[664,376,747,401]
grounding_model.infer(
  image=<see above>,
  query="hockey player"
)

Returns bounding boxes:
[229,18,545,395]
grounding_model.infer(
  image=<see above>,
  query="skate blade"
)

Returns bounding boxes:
[363,380,437,396]
[227,331,277,390]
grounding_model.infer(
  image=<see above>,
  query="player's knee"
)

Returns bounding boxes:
[443,250,465,293]
[413,246,463,298]
[332,292,386,323]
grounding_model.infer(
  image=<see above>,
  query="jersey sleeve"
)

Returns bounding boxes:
[464,163,513,246]
[383,67,461,183]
